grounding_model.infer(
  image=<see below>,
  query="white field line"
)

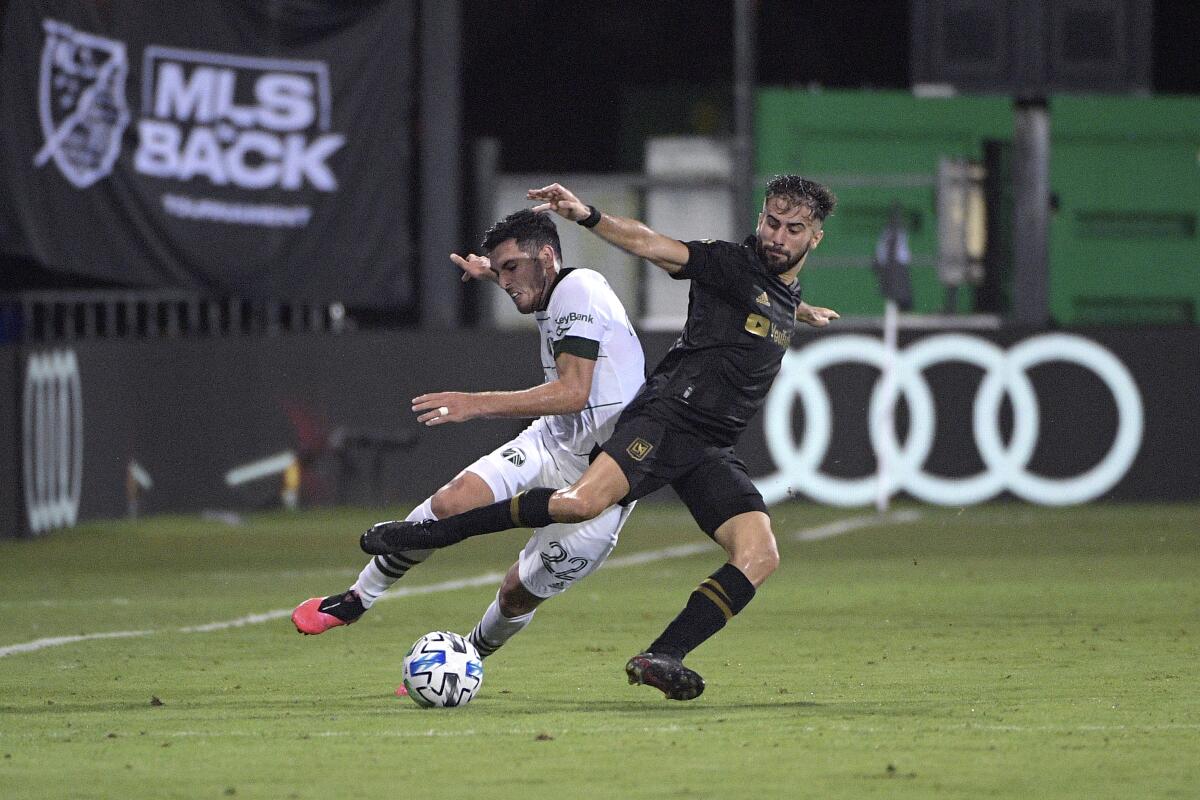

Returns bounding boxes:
[793,508,922,541]
[0,597,132,608]
[0,629,154,657]
[6,720,1199,742]
[183,567,362,581]
[0,511,917,659]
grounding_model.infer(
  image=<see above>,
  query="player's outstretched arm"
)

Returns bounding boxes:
[796,301,840,327]
[527,183,690,274]
[412,351,597,426]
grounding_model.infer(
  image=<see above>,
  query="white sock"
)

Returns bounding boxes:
[351,499,436,608]
[468,592,536,658]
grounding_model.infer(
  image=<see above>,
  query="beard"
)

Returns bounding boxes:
[758,239,810,275]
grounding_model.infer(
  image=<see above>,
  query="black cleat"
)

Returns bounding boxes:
[625,652,705,701]
[360,519,457,554]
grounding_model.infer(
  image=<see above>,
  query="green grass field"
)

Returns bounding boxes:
[2,502,1198,799]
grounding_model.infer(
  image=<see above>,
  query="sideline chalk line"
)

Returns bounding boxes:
[0,510,920,659]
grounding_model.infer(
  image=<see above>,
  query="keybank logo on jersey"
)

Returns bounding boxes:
[554,311,594,337]
[135,46,344,193]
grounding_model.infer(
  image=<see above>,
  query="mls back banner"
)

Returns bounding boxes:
[0,0,414,306]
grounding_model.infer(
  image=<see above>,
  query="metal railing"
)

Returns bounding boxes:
[0,290,348,344]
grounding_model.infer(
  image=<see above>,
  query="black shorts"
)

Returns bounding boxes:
[598,406,768,537]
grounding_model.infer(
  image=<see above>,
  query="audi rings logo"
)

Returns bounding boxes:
[755,333,1143,507]
[23,350,84,533]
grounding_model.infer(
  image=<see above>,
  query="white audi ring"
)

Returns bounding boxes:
[23,350,84,533]
[755,333,1144,507]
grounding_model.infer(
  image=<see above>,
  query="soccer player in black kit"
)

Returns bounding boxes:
[363,176,839,700]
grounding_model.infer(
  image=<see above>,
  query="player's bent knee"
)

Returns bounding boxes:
[429,489,464,519]
[755,545,781,580]
[724,529,780,586]
[430,472,493,518]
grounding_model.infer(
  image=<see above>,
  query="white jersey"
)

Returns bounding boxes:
[534,268,645,458]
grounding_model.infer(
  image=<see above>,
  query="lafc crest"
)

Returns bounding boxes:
[34,19,130,188]
[626,438,653,462]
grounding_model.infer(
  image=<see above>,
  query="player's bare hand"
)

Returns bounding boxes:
[527,183,589,222]
[797,302,840,327]
[412,392,481,426]
[451,252,496,283]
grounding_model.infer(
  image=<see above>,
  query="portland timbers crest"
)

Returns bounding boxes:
[34,19,130,188]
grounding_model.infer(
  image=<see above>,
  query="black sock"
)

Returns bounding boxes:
[318,590,366,622]
[647,563,756,660]
[432,487,556,543]
[514,487,555,528]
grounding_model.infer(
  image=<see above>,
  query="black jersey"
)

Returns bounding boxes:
[629,235,801,447]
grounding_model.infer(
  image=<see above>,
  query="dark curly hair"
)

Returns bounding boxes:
[481,208,562,260]
[764,175,837,221]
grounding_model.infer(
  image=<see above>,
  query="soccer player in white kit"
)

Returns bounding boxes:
[292,209,645,660]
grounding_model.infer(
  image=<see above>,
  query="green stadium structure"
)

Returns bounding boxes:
[757,90,1200,324]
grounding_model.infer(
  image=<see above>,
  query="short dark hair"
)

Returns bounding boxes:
[481,208,562,260]
[764,175,837,221]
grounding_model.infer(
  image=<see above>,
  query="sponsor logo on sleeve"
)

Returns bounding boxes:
[554,311,594,337]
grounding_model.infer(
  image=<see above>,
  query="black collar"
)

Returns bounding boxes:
[743,236,801,296]
[538,267,575,312]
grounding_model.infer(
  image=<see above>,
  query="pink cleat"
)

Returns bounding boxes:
[291,590,367,635]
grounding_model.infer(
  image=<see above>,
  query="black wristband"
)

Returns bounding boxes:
[578,205,602,228]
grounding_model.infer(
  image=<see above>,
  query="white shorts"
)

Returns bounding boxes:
[464,419,633,598]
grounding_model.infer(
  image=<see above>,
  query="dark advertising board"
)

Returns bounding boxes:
[5,327,1198,537]
[0,347,20,537]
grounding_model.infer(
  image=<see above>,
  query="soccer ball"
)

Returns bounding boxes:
[401,631,484,708]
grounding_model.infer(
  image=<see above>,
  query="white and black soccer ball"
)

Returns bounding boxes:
[401,631,484,708]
